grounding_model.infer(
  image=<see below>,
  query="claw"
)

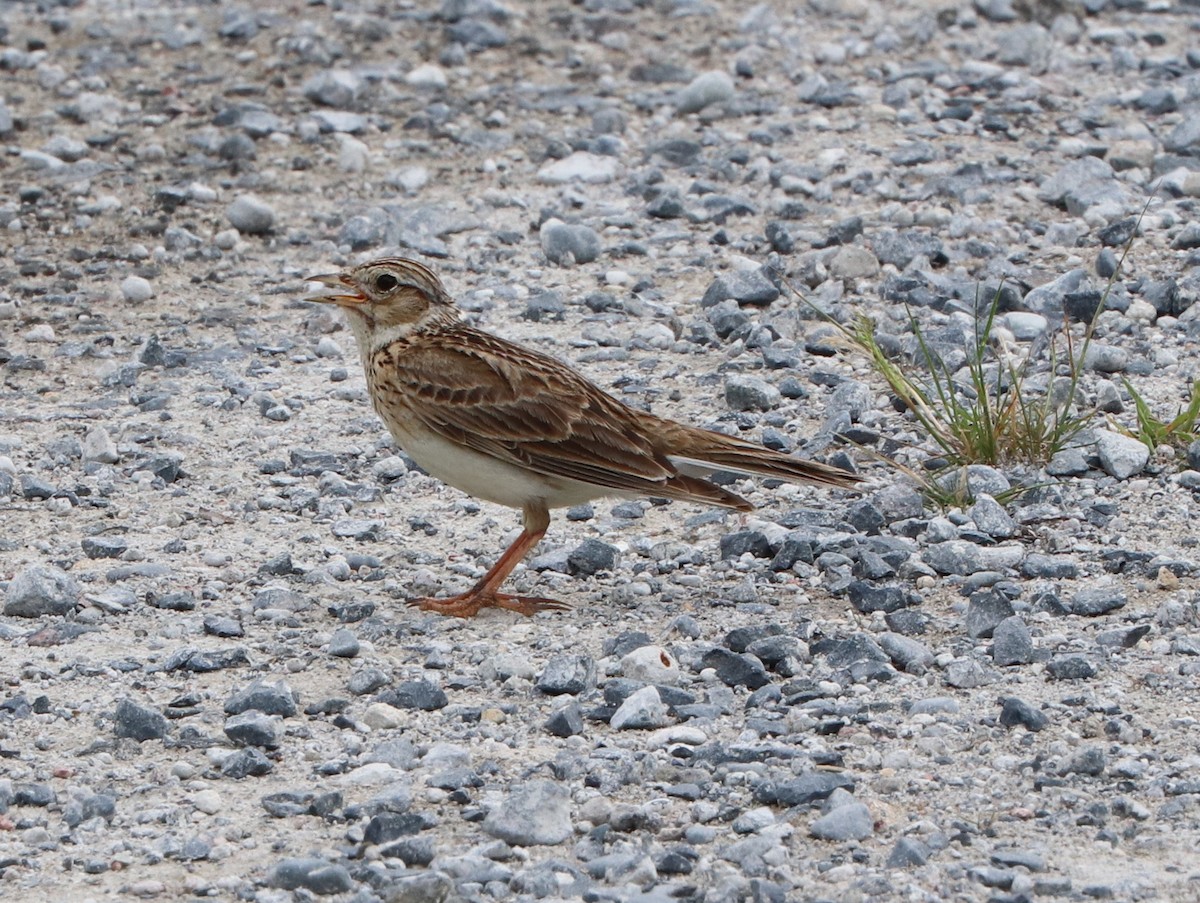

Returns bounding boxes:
[407,591,569,619]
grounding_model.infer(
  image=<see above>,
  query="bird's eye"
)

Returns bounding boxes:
[374,273,399,292]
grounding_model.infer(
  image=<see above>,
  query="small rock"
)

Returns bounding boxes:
[621,646,680,685]
[5,565,80,617]
[224,711,281,748]
[810,800,873,841]
[992,616,1033,666]
[225,195,276,235]
[725,375,781,411]
[537,151,617,184]
[999,697,1048,731]
[1095,430,1149,480]
[540,219,601,265]
[113,698,169,741]
[675,70,735,114]
[224,679,297,717]
[536,654,596,695]
[610,685,670,730]
[267,857,354,895]
[120,275,153,303]
[482,780,573,845]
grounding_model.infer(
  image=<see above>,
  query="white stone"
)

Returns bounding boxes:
[537,151,617,184]
[120,275,153,303]
[620,645,681,685]
[405,63,448,89]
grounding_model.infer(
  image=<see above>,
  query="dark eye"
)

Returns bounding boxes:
[375,273,399,292]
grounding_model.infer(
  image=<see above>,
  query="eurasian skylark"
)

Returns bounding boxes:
[307,257,859,618]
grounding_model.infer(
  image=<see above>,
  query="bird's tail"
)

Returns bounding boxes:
[663,423,862,491]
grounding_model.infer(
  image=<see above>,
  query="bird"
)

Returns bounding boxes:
[305,256,860,618]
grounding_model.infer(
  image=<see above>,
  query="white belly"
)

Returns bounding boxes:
[391,423,612,510]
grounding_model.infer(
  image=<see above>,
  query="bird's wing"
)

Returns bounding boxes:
[373,327,745,506]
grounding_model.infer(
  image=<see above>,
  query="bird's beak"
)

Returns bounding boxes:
[305,272,366,308]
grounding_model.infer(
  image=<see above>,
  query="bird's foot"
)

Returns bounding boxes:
[407,591,569,619]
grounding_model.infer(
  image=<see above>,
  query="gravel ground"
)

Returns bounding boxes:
[4,1,1200,901]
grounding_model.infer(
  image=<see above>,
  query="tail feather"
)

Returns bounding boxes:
[666,424,861,491]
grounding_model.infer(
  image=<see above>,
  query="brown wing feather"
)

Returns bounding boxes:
[372,325,855,508]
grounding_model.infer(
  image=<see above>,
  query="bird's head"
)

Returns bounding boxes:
[306,257,458,350]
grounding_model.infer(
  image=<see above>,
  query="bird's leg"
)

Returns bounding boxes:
[408,504,567,618]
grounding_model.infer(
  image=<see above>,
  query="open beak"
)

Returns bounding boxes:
[305,272,366,308]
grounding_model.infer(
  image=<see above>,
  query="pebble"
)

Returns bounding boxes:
[120,274,153,303]
[810,798,874,842]
[675,70,735,114]
[225,195,276,234]
[4,564,80,617]
[113,698,170,742]
[267,857,354,895]
[1094,431,1149,479]
[482,781,573,846]
[537,151,617,184]
[540,219,601,265]
[609,685,670,730]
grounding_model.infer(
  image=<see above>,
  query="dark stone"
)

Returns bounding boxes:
[755,772,855,806]
[999,697,1048,731]
[700,648,770,689]
[965,591,1015,639]
[113,698,169,741]
[847,582,911,614]
[1046,655,1097,680]
[545,703,585,737]
[567,539,619,576]
[224,679,297,717]
[720,530,772,559]
[374,680,448,711]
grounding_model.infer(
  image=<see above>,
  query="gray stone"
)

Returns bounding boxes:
[1068,586,1127,616]
[701,268,779,307]
[966,591,1015,640]
[1094,431,1148,479]
[878,632,933,675]
[224,679,298,717]
[482,780,573,846]
[725,375,781,412]
[610,685,670,730]
[701,647,770,689]
[302,69,362,107]
[224,711,281,748]
[828,245,879,280]
[113,698,169,741]
[4,565,80,617]
[328,628,360,658]
[545,703,585,738]
[1083,344,1129,374]
[225,195,275,234]
[81,536,128,559]
[268,857,354,895]
[119,275,153,303]
[999,697,1048,731]
[1037,156,1128,216]
[810,800,873,841]
[537,151,617,184]
[992,616,1033,666]
[969,494,1016,539]
[887,836,931,868]
[675,70,735,114]
[1045,447,1089,476]
[567,539,618,576]
[944,658,997,689]
[539,220,601,265]
[1164,109,1200,152]
[82,426,120,463]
